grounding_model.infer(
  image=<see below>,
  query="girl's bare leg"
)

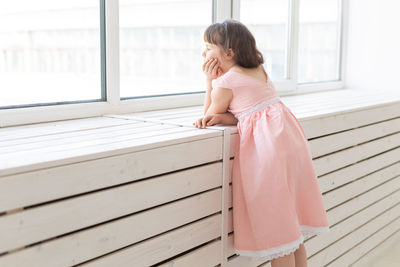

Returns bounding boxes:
[271,252,295,267]
[294,243,308,267]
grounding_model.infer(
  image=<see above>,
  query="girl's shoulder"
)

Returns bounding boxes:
[211,71,237,90]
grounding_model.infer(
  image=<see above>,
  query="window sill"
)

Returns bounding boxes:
[108,86,400,135]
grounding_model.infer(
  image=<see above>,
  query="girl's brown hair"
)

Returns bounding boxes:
[203,19,264,68]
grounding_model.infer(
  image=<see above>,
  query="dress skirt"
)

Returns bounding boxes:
[232,96,330,261]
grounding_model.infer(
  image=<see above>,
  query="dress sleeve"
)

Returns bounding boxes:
[211,75,233,91]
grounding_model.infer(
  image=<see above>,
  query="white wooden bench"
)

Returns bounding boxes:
[0,88,399,267]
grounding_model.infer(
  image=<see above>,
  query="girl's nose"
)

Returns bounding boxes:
[202,51,206,58]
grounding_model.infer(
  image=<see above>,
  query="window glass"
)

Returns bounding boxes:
[119,0,213,98]
[0,0,101,108]
[240,0,290,81]
[298,0,341,83]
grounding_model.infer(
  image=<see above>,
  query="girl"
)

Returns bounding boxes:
[193,19,330,267]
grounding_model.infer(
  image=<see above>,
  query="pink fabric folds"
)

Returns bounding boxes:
[212,66,330,261]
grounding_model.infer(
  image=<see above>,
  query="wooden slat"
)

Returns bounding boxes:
[318,148,400,193]
[0,163,223,253]
[323,163,400,210]
[228,132,239,158]
[157,239,222,267]
[0,140,223,212]
[327,174,400,228]
[313,132,400,176]
[0,121,162,153]
[1,125,193,156]
[280,89,384,110]
[0,189,222,267]
[309,188,400,266]
[309,196,400,266]
[0,123,172,156]
[219,129,233,266]
[282,88,397,113]
[0,127,222,177]
[0,117,136,141]
[107,105,202,119]
[80,214,222,267]
[335,223,400,266]
[350,230,400,267]
[132,110,201,120]
[301,101,400,138]
[294,91,398,116]
[308,117,400,158]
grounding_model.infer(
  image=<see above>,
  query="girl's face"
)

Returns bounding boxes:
[202,42,235,74]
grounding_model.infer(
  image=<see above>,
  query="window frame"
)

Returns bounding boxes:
[0,0,347,127]
[233,0,346,94]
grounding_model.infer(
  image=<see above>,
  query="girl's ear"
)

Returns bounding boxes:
[226,48,234,59]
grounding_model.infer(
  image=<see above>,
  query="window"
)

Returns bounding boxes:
[240,0,290,81]
[298,0,342,83]
[119,0,213,98]
[238,0,343,87]
[0,0,102,108]
[0,0,345,127]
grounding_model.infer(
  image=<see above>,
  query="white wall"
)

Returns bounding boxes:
[345,0,400,92]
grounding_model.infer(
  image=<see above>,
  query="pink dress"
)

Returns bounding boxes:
[212,65,330,261]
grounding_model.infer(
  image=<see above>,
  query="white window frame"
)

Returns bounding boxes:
[232,0,347,95]
[0,0,347,128]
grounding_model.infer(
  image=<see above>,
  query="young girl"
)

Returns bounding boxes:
[193,19,330,266]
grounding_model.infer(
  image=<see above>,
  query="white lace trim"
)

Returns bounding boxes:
[235,234,304,260]
[234,225,330,261]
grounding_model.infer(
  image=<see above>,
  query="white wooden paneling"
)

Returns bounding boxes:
[0,117,136,140]
[81,213,222,267]
[308,117,400,158]
[0,118,225,266]
[340,222,400,267]
[0,122,164,153]
[318,148,400,193]
[0,122,222,176]
[0,139,223,212]
[0,164,223,253]
[311,202,400,267]
[0,89,399,266]
[313,132,400,176]
[157,239,222,267]
[301,101,400,139]
[0,189,222,267]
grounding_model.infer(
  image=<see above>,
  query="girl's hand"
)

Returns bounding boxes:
[193,114,222,128]
[203,58,223,81]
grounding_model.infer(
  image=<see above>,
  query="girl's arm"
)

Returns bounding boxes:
[204,98,238,125]
[203,79,213,115]
[202,80,237,125]
[217,112,238,125]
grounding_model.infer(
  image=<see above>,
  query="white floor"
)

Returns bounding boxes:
[351,231,400,267]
